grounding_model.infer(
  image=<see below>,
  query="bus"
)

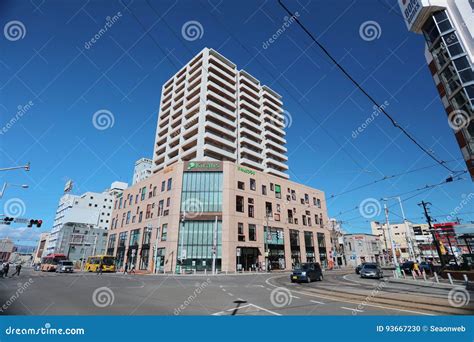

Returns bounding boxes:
[85,255,116,272]
[40,253,67,272]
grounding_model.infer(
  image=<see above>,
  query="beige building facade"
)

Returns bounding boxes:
[108,161,330,273]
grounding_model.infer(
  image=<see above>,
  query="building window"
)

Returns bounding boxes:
[146,204,152,219]
[126,211,131,224]
[141,186,146,201]
[167,178,172,191]
[248,203,254,218]
[158,200,164,216]
[143,227,152,245]
[270,183,274,191]
[129,229,141,247]
[238,222,245,241]
[236,196,244,213]
[288,209,293,224]
[249,224,256,241]
[161,181,166,192]
[166,197,171,207]
[153,186,157,197]
[138,211,143,223]
[265,202,272,217]
[302,215,307,226]
[238,181,245,190]
[161,224,168,241]
[304,193,309,204]
[262,185,267,195]
[181,171,223,213]
[250,178,256,191]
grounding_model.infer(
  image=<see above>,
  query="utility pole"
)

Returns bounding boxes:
[384,204,399,272]
[396,197,416,261]
[379,222,389,265]
[418,201,445,267]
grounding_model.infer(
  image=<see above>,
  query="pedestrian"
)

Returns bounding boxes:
[10,264,21,277]
[97,260,103,275]
[123,263,128,275]
[3,263,10,277]
[413,261,420,277]
[130,263,135,274]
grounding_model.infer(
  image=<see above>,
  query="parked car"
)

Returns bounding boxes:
[401,261,415,274]
[291,262,323,283]
[55,260,74,273]
[355,262,376,274]
[360,264,383,279]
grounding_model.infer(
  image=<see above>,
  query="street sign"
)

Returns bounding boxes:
[13,218,29,224]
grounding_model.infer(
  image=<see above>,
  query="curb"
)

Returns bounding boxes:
[387,277,463,289]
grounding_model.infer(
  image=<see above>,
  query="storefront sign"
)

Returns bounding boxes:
[185,161,222,172]
[398,0,422,30]
[237,166,256,175]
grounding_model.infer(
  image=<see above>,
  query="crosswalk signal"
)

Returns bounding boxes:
[27,219,42,228]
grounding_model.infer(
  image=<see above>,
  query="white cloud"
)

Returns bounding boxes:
[0,224,42,245]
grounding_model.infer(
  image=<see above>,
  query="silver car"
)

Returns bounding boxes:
[56,260,74,273]
[360,264,383,279]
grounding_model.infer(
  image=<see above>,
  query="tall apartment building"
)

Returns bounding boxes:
[133,158,153,185]
[399,0,474,180]
[107,49,331,273]
[45,181,127,255]
[153,48,288,179]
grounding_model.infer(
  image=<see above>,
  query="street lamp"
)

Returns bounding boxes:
[0,162,30,172]
[0,183,29,199]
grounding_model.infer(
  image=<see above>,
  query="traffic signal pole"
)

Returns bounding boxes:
[418,201,445,267]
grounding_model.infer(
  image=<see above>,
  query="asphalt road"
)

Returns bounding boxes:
[0,268,470,316]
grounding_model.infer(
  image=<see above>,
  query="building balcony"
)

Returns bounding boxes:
[204,131,236,151]
[208,65,236,87]
[240,146,264,162]
[208,79,236,101]
[266,149,288,162]
[265,157,288,170]
[203,144,236,161]
[264,167,289,179]
[206,110,236,128]
[240,157,264,171]
[207,101,236,120]
[205,120,235,137]
[265,140,287,154]
[265,130,287,145]
[208,91,236,110]
[209,54,236,78]
[239,127,262,143]
[240,136,263,150]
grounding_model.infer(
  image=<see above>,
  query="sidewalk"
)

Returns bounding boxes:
[387,272,468,289]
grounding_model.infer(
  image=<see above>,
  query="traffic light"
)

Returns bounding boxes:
[1,217,14,225]
[27,219,42,228]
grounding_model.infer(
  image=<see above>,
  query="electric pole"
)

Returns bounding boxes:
[418,201,445,267]
[383,204,399,270]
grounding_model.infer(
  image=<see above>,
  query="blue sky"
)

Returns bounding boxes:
[1,0,473,246]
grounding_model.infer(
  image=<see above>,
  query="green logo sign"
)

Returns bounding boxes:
[237,166,256,175]
[187,162,220,170]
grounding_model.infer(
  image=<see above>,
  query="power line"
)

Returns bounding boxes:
[329,158,464,199]
[277,0,461,175]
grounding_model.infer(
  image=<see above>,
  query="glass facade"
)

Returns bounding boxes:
[264,226,286,270]
[178,220,222,271]
[181,172,223,212]
[317,232,327,268]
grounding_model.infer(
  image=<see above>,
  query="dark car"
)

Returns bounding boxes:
[401,261,414,274]
[360,264,383,279]
[419,261,431,273]
[56,260,74,273]
[291,262,323,283]
[355,262,376,274]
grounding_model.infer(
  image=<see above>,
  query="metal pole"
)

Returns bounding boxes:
[397,197,415,260]
[212,216,217,275]
[384,204,399,269]
[0,163,30,172]
[380,222,389,265]
[419,201,445,267]
[179,211,185,274]
[265,214,269,272]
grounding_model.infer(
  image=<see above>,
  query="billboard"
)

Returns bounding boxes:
[398,0,423,30]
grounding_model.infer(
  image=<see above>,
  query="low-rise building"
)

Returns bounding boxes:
[33,233,49,264]
[0,238,14,262]
[343,233,382,267]
[108,161,331,273]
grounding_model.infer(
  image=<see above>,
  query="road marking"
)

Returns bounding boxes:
[228,293,234,297]
[341,306,363,312]
[291,295,300,299]
[265,276,434,316]
[310,300,325,305]
[211,303,281,316]
[222,288,226,292]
